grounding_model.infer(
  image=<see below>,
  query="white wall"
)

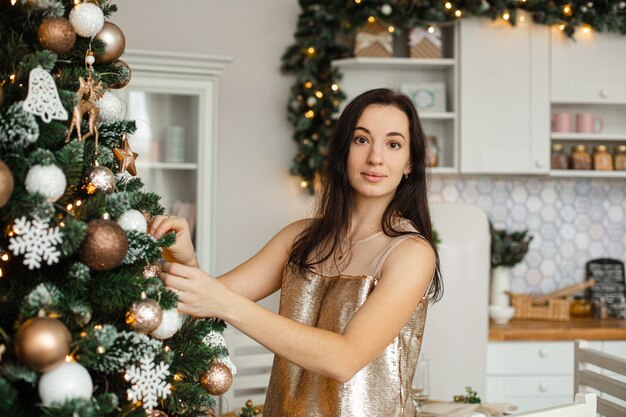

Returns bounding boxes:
[114,1,313,309]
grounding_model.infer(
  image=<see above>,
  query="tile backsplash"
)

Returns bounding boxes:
[429,176,626,295]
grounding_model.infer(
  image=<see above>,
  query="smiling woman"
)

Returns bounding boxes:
[152,88,442,417]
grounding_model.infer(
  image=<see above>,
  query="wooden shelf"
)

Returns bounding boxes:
[551,133,626,141]
[332,57,455,71]
[489,318,626,341]
[550,169,626,178]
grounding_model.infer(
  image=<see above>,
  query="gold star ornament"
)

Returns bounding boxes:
[113,134,138,176]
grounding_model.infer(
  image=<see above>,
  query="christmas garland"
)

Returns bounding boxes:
[282,0,626,193]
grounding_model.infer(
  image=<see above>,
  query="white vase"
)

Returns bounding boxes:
[490,266,511,307]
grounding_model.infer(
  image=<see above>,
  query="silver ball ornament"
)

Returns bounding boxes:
[150,308,185,340]
[69,2,104,38]
[25,164,66,202]
[126,299,163,333]
[96,91,124,122]
[117,209,148,233]
[85,165,116,194]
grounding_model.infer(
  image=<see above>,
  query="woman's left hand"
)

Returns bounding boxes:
[160,262,231,319]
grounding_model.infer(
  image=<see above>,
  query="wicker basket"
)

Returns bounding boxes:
[509,293,570,321]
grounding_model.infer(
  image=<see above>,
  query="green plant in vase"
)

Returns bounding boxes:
[489,222,533,307]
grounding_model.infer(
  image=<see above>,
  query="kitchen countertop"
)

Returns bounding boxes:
[489,318,626,341]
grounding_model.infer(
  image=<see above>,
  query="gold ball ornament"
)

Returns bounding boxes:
[125,298,163,333]
[0,160,14,208]
[142,263,162,279]
[85,165,116,194]
[38,17,76,54]
[79,219,128,271]
[14,317,71,373]
[110,60,131,89]
[145,410,169,417]
[199,361,233,395]
[93,22,126,64]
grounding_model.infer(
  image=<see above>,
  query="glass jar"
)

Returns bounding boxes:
[425,135,438,167]
[614,145,626,171]
[570,296,593,318]
[550,143,568,169]
[593,145,613,171]
[571,145,592,170]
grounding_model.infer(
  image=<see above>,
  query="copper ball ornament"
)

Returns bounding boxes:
[14,317,71,373]
[85,165,116,194]
[145,410,169,417]
[0,160,14,208]
[199,361,233,395]
[79,219,128,271]
[125,298,163,333]
[38,17,76,54]
[93,22,125,63]
[110,60,131,89]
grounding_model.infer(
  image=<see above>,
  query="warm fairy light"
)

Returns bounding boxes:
[428,25,435,34]
[173,374,183,381]
[66,203,73,210]
[65,355,75,362]
[164,345,171,352]
[94,324,102,330]
[502,11,510,21]
[331,83,339,91]
[558,23,566,31]
[333,99,340,106]
[444,2,452,10]
[306,47,316,56]
[80,331,87,337]
[367,16,375,23]
[454,10,462,18]
[582,25,592,34]
[562,4,573,16]
[9,74,16,82]
[11,0,17,5]
[75,200,82,206]
[300,181,309,188]
[305,110,315,118]
[519,15,526,22]
[1,253,8,261]
[314,90,323,98]
[304,81,313,89]
[354,0,361,3]
[387,26,395,33]
[0,268,3,278]
[303,139,310,145]
[73,0,81,4]
[59,222,65,228]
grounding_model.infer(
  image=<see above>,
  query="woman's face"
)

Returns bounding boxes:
[346,104,411,202]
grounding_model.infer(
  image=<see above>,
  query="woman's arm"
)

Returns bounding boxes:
[161,236,435,382]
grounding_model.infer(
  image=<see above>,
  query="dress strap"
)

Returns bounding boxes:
[367,233,427,280]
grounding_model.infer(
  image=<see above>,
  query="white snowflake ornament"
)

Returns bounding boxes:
[8,216,63,270]
[23,66,68,123]
[125,355,171,410]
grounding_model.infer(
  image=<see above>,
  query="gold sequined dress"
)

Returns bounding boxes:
[264,223,429,417]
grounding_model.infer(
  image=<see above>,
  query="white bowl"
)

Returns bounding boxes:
[489,305,516,325]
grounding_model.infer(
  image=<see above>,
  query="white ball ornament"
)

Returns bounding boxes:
[381,4,393,16]
[38,362,93,406]
[85,54,96,65]
[25,164,66,202]
[117,209,148,233]
[69,2,104,38]
[150,309,185,340]
[306,96,317,107]
[96,92,124,123]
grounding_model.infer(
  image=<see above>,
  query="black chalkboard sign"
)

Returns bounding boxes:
[586,258,625,318]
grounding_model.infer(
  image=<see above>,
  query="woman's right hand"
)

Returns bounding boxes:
[149,215,198,267]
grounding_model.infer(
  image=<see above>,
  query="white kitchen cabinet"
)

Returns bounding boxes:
[485,340,624,412]
[331,25,459,173]
[459,14,550,174]
[549,28,626,179]
[119,50,231,271]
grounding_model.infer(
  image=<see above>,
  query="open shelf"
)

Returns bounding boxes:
[332,57,455,71]
[549,169,626,178]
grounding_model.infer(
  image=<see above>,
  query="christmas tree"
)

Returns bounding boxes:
[0,1,232,416]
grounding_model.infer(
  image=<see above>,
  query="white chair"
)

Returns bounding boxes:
[469,393,596,417]
[219,328,274,414]
[575,339,626,417]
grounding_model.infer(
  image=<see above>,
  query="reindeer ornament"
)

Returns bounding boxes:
[65,64,104,147]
